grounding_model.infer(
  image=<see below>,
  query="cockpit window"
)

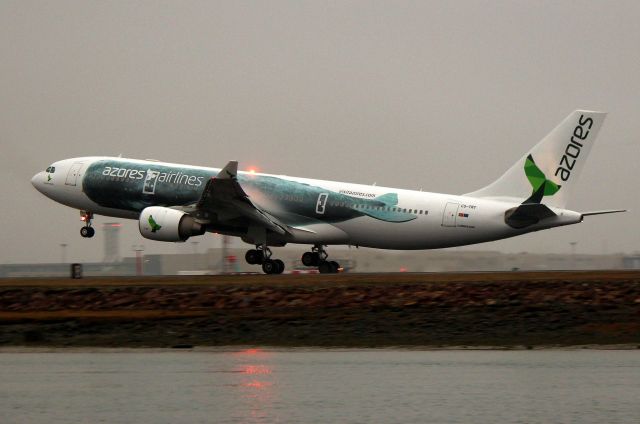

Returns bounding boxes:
[46,166,56,173]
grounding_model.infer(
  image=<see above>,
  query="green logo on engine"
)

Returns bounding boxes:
[148,215,162,232]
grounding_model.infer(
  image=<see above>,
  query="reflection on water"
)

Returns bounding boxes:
[231,348,276,423]
[1,348,639,424]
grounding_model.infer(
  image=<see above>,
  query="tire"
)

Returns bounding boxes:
[262,259,276,274]
[245,249,262,265]
[86,227,95,238]
[80,227,89,238]
[329,261,340,273]
[318,261,333,274]
[301,252,319,267]
[274,259,285,274]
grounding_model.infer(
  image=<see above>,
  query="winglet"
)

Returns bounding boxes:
[217,161,238,180]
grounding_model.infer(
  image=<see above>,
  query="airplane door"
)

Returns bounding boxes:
[65,162,84,186]
[442,202,459,227]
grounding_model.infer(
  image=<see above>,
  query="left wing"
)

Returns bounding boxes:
[190,161,290,235]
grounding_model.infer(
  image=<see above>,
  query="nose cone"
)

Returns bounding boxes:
[31,172,44,192]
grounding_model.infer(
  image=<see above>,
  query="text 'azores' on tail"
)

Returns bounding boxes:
[465,110,607,209]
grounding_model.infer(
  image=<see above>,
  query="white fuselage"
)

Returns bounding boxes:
[32,157,583,250]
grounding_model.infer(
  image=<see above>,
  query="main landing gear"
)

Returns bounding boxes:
[79,211,95,238]
[244,244,340,274]
[245,245,285,274]
[301,245,340,273]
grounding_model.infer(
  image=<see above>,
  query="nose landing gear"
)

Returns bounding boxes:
[302,245,340,273]
[79,211,95,238]
[245,245,285,274]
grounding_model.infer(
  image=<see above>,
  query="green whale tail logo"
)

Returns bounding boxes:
[148,215,162,232]
[523,154,561,203]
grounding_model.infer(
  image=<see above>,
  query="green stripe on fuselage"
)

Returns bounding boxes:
[83,160,417,224]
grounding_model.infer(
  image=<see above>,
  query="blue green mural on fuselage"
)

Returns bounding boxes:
[83,160,417,224]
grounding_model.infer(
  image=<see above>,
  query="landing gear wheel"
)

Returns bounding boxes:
[79,211,95,238]
[302,252,319,267]
[273,259,285,274]
[318,261,333,274]
[245,249,262,265]
[80,227,95,238]
[329,261,340,273]
[262,259,277,274]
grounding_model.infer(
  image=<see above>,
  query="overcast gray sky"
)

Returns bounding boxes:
[1,0,638,264]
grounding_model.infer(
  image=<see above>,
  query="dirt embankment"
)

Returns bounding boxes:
[1,271,639,348]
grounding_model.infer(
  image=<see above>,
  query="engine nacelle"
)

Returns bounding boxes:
[139,206,205,242]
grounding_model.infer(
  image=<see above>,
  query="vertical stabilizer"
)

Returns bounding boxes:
[465,110,606,208]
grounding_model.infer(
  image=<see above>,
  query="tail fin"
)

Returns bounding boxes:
[465,110,607,208]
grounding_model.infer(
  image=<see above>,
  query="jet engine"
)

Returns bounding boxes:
[139,206,205,242]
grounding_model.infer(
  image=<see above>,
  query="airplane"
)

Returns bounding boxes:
[32,110,624,274]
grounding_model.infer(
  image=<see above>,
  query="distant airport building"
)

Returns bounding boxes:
[622,255,640,269]
[1,248,639,277]
[102,223,122,263]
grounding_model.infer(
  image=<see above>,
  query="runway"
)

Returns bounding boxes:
[1,269,639,287]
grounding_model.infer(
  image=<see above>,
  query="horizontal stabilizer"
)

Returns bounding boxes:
[504,203,556,229]
[581,209,626,217]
